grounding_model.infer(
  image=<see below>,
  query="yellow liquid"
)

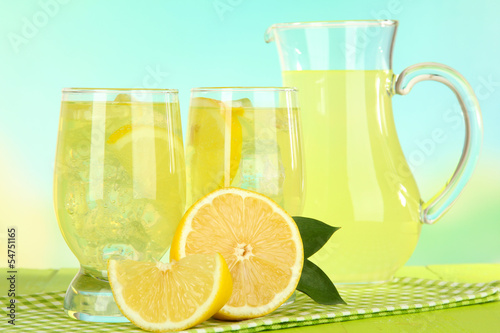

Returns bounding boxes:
[54,100,185,276]
[283,70,422,283]
[186,105,303,215]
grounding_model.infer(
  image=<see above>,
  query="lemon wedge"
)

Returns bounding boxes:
[108,253,232,332]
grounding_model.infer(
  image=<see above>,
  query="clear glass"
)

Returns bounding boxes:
[266,20,483,284]
[186,87,304,215]
[54,88,186,322]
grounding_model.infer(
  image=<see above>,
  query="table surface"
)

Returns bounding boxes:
[2,264,499,332]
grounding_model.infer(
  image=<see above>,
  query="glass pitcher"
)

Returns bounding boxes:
[265,20,483,284]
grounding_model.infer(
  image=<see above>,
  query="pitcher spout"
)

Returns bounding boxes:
[264,24,276,43]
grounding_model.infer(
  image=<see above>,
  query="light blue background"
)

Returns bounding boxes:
[0,0,498,269]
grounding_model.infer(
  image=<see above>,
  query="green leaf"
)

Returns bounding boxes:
[292,216,345,305]
[293,216,340,258]
[297,259,346,305]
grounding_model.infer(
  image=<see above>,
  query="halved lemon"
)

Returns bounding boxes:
[170,188,304,320]
[186,97,243,203]
[108,253,232,332]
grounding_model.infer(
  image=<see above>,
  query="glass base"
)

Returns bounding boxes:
[63,266,129,323]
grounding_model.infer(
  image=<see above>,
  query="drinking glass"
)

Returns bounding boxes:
[54,88,186,322]
[186,87,304,215]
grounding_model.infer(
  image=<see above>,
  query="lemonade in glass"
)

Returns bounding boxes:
[185,88,303,215]
[54,88,186,322]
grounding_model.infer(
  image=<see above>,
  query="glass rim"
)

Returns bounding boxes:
[265,20,398,42]
[191,87,298,92]
[268,19,398,30]
[62,88,178,94]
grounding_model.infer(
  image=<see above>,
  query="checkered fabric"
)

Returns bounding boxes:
[1,277,499,332]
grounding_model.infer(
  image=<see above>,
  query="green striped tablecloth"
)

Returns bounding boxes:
[1,272,499,332]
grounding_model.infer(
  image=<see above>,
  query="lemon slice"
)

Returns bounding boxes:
[170,188,304,320]
[108,253,232,332]
[187,97,243,203]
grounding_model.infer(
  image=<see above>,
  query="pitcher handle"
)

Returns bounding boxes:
[395,62,483,224]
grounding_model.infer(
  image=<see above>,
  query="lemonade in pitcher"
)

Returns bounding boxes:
[283,70,422,282]
[267,21,482,284]
[54,96,185,277]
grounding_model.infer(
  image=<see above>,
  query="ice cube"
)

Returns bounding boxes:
[231,98,253,108]
[102,243,139,261]
[239,139,285,201]
[141,203,161,228]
